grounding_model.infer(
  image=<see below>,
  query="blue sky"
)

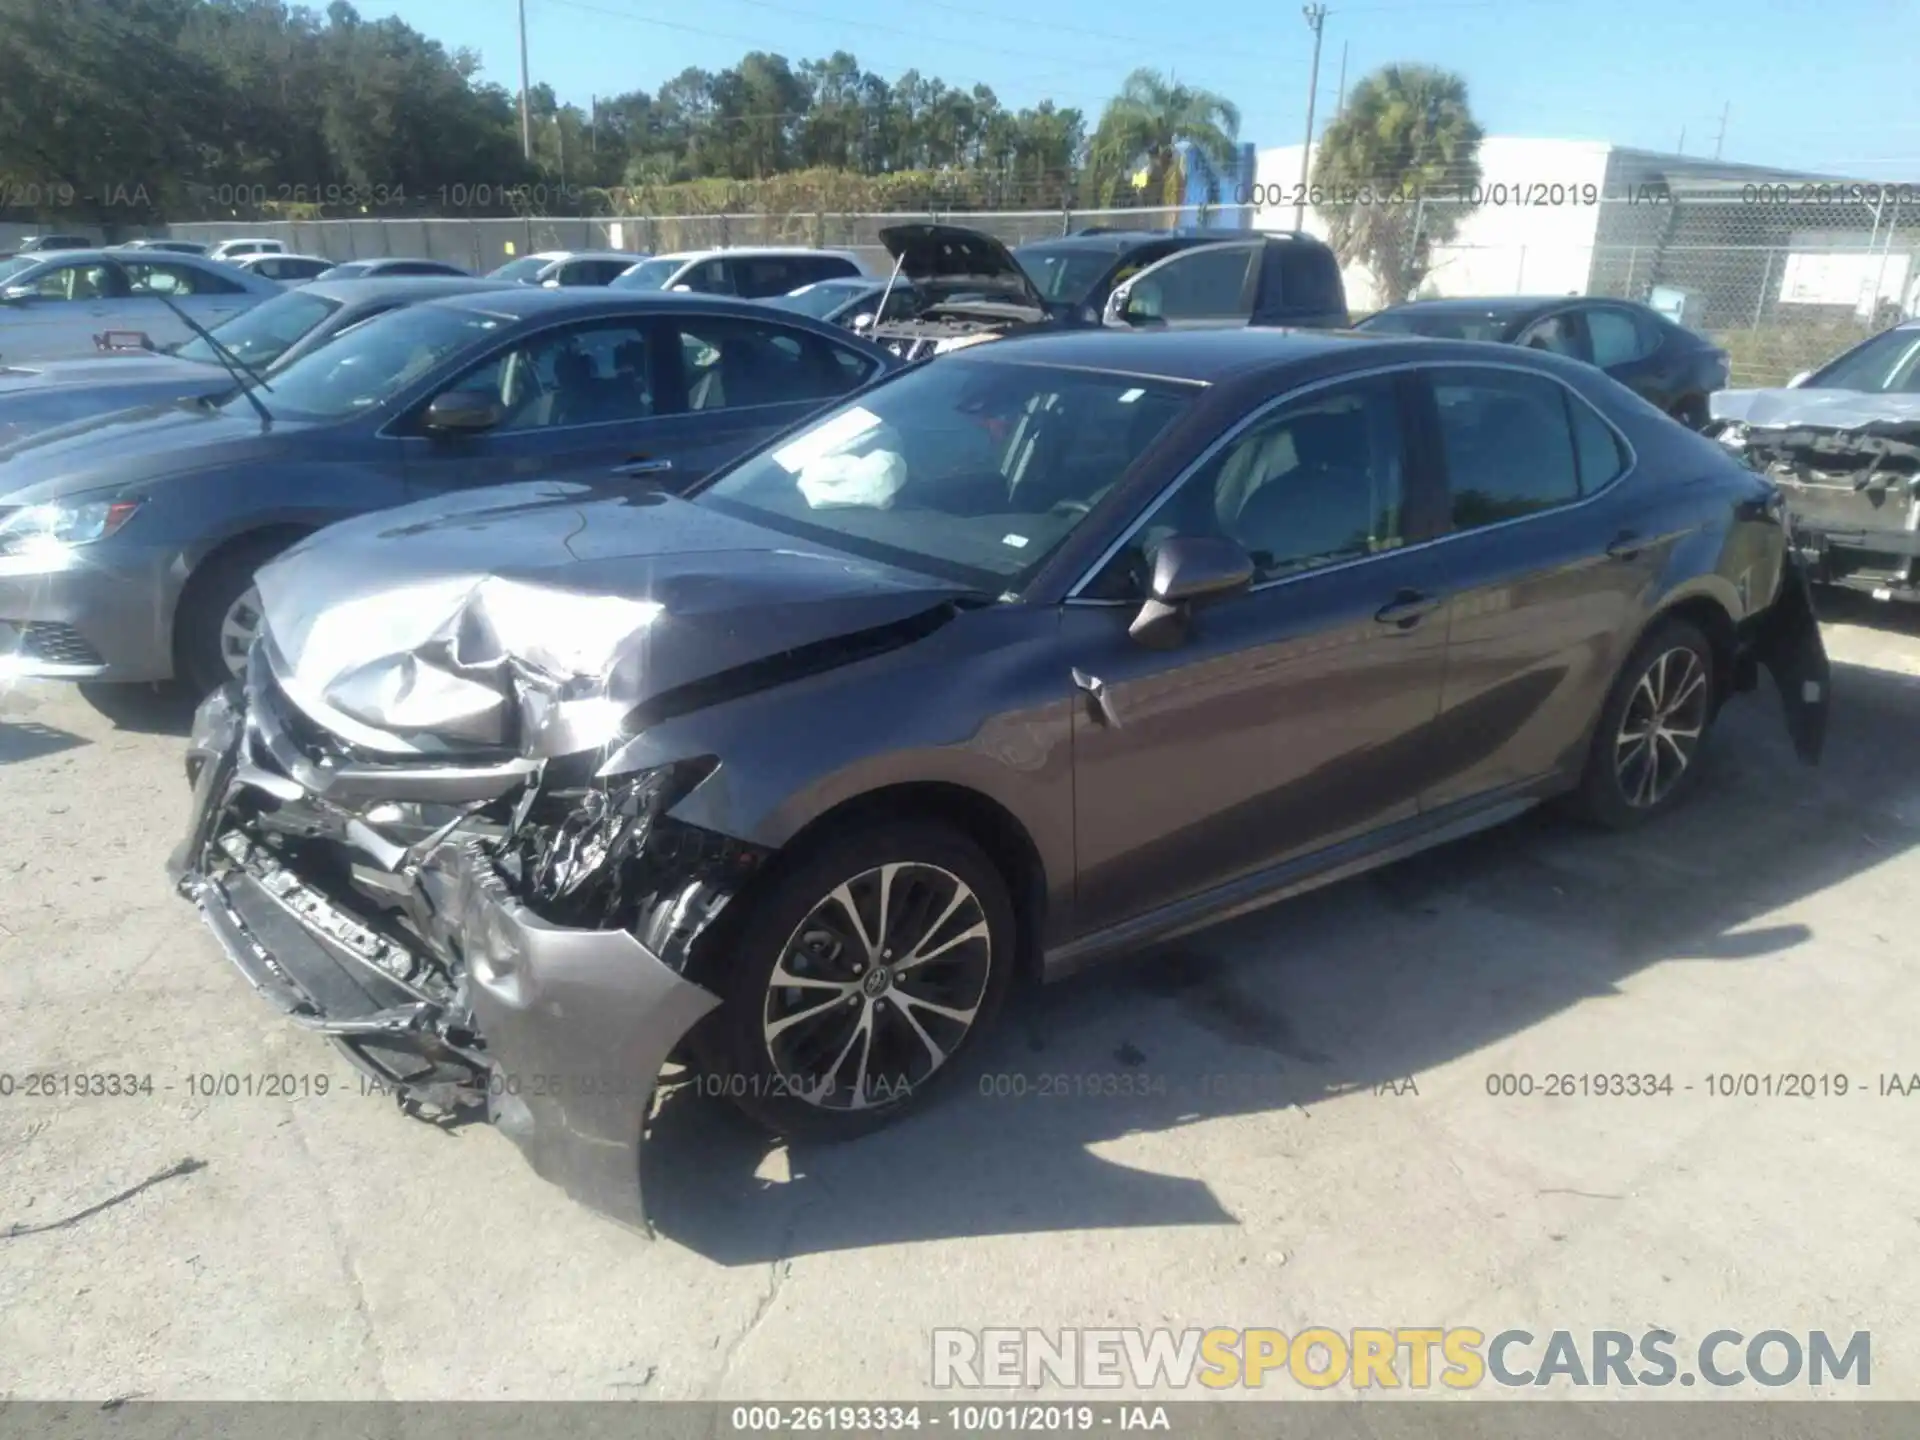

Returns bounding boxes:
[366,0,1916,178]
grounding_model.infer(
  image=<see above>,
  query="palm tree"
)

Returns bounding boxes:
[1089,68,1240,207]
[1311,64,1484,304]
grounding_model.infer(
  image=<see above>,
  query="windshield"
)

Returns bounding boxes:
[768,283,869,319]
[0,257,39,285]
[488,256,554,283]
[319,262,372,280]
[172,289,341,369]
[1013,244,1116,306]
[218,303,505,421]
[1806,327,1920,393]
[611,258,684,291]
[694,357,1198,589]
[1358,308,1516,342]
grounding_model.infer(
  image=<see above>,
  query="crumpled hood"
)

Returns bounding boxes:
[1710,387,1920,431]
[255,480,984,760]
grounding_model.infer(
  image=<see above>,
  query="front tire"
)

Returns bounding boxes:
[174,538,290,697]
[693,821,1015,1139]
[1571,616,1718,830]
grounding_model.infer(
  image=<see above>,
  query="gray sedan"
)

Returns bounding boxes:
[0,249,283,362]
[0,288,897,693]
[0,275,514,444]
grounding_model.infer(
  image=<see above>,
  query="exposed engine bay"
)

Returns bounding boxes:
[1711,392,1920,600]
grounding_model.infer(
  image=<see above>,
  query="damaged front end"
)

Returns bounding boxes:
[1714,398,1920,601]
[167,641,768,1233]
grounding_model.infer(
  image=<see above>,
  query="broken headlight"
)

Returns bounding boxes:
[517,757,719,908]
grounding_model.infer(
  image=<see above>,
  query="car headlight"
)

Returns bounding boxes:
[0,497,142,557]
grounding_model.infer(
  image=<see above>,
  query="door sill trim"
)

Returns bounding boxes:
[1042,782,1548,979]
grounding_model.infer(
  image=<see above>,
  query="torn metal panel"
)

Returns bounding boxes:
[168,658,765,1231]
[1709,388,1920,598]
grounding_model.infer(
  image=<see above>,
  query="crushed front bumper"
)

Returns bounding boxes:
[167,670,723,1233]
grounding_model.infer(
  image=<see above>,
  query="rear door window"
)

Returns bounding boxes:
[1272,242,1346,315]
[1429,367,1587,529]
[1585,306,1658,367]
[1124,244,1261,323]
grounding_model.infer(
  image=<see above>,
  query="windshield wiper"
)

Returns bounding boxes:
[99,258,273,426]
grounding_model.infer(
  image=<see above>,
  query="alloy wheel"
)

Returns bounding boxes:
[218,585,263,680]
[762,862,993,1112]
[1614,645,1710,808]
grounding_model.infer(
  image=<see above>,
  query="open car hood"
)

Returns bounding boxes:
[877,223,1048,311]
[254,481,986,762]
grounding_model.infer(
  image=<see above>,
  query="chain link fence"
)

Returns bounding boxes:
[165,187,1918,388]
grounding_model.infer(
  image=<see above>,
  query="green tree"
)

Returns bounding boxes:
[1311,63,1485,304]
[1088,68,1240,206]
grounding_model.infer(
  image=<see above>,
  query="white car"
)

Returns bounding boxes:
[485,250,651,287]
[0,250,283,363]
[612,247,871,299]
[206,238,288,261]
[231,253,335,283]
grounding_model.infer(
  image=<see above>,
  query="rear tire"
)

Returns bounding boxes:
[690,820,1016,1140]
[174,537,293,698]
[1570,616,1718,831]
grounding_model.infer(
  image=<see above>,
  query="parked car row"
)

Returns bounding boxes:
[0,216,1872,1235]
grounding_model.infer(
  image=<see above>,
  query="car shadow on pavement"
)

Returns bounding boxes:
[641,652,1920,1263]
[0,718,88,765]
[76,681,196,737]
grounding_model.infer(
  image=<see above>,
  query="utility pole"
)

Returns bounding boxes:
[1675,125,1686,156]
[1334,41,1348,120]
[590,95,597,155]
[1296,3,1329,231]
[1712,101,1730,160]
[517,0,533,161]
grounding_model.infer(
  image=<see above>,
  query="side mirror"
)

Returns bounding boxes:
[0,283,35,304]
[1128,535,1255,648]
[1104,284,1161,328]
[1787,370,1812,389]
[422,390,504,434]
[849,312,875,331]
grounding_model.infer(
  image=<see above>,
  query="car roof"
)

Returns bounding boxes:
[417,286,869,323]
[299,276,518,304]
[659,247,860,262]
[545,250,650,263]
[1013,231,1226,255]
[949,325,1390,383]
[245,252,330,263]
[1378,295,1650,320]
[954,326,1631,391]
[7,248,233,268]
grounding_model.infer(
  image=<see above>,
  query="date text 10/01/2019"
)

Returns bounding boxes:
[1233,182,1606,208]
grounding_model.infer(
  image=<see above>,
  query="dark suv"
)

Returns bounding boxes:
[865,224,1349,361]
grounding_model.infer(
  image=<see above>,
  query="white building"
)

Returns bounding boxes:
[1248,137,1906,325]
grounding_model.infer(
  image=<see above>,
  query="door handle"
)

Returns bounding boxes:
[1606,530,1644,561]
[611,457,673,477]
[1374,589,1442,629]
